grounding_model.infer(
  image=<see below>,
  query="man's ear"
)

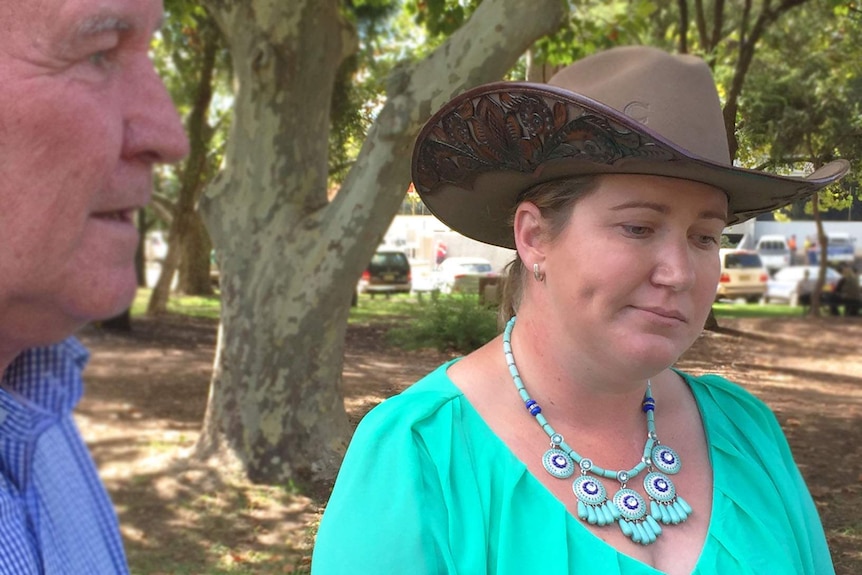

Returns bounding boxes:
[513,202,547,265]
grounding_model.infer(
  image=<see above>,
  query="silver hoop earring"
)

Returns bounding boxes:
[533,263,545,282]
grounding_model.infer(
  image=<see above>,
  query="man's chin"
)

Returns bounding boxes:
[69,269,139,324]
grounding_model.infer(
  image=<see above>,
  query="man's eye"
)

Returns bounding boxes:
[88,51,109,67]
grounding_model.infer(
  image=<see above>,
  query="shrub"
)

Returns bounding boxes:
[386,293,499,353]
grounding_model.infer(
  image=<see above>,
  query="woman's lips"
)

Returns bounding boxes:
[635,306,687,323]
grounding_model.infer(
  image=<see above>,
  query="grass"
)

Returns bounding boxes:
[132,288,221,319]
[712,302,803,318]
[128,284,856,337]
[348,293,418,325]
[133,286,825,325]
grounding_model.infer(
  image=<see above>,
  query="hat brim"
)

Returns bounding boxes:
[412,82,850,249]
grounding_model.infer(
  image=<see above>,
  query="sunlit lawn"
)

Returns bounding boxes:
[133,287,818,324]
[348,293,419,325]
[712,301,803,318]
[132,288,221,319]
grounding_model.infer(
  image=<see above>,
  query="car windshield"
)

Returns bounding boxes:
[724,253,762,268]
[370,252,407,268]
[759,241,786,251]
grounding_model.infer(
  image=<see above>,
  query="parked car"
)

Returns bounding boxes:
[358,250,411,297]
[716,249,769,303]
[806,232,856,265]
[408,258,437,293]
[764,265,841,306]
[435,256,497,294]
[755,234,791,273]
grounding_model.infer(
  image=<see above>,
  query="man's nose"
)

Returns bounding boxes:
[121,57,190,165]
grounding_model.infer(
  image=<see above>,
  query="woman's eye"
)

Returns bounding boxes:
[694,234,719,247]
[622,225,652,237]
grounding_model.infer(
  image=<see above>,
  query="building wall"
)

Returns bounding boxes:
[381,215,862,271]
[380,215,515,272]
[749,221,862,256]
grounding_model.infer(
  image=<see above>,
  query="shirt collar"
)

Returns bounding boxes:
[0,338,88,439]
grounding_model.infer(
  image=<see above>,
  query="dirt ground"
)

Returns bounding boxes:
[75,313,862,574]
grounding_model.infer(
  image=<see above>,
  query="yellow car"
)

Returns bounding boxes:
[716,249,769,303]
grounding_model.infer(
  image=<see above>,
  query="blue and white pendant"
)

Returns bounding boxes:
[644,471,692,525]
[612,488,663,545]
[651,445,682,475]
[572,475,617,526]
[542,448,575,479]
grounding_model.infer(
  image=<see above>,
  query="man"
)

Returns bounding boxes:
[831,263,861,317]
[0,1,188,572]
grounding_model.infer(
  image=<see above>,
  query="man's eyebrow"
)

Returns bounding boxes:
[76,14,134,37]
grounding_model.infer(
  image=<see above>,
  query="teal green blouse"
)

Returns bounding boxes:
[312,363,833,574]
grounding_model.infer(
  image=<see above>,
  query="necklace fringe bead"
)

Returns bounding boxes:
[502,316,691,545]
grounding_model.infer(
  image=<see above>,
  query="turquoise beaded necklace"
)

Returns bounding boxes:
[502,316,692,545]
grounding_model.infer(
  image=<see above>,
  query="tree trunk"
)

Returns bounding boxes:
[178,212,214,295]
[197,0,565,483]
[810,193,828,316]
[136,209,148,288]
[148,19,220,313]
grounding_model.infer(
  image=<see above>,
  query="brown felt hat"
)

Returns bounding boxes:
[411,46,850,249]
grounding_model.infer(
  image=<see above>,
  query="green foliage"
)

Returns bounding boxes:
[405,0,482,38]
[386,293,499,353]
[736,0,862,218]
[149,3,233,227]
[329,1,405,184]
[532,0,658,70]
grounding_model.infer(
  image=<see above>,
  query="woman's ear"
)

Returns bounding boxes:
[513,202,547,264]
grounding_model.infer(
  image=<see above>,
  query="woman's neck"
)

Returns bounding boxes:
[505,313,656,434]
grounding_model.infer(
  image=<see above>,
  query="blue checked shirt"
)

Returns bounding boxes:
[0,338,129,574]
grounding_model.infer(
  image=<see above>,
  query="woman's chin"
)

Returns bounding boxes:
[618,336,688,376]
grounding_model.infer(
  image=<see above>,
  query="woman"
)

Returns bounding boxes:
[312,46,848,574]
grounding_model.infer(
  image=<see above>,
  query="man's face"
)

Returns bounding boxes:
[0,0,188,354]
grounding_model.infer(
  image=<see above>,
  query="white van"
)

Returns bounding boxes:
[755,235,791,273]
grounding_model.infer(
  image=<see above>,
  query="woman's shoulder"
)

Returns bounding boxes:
[353,361,466,438]
[675,369,780,430]
[677,369,768,409]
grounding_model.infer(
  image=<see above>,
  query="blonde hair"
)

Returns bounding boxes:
[498,176,599,326]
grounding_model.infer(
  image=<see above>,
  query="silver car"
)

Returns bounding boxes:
[764,265,840,306]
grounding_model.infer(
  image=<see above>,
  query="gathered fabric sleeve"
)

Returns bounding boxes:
[761,392,834,574]
[311,388,457,575]
[687,373,835,575]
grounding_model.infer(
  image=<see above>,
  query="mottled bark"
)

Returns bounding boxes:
[197,0,565,483]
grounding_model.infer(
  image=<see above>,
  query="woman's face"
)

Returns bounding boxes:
[531,174,728,377]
